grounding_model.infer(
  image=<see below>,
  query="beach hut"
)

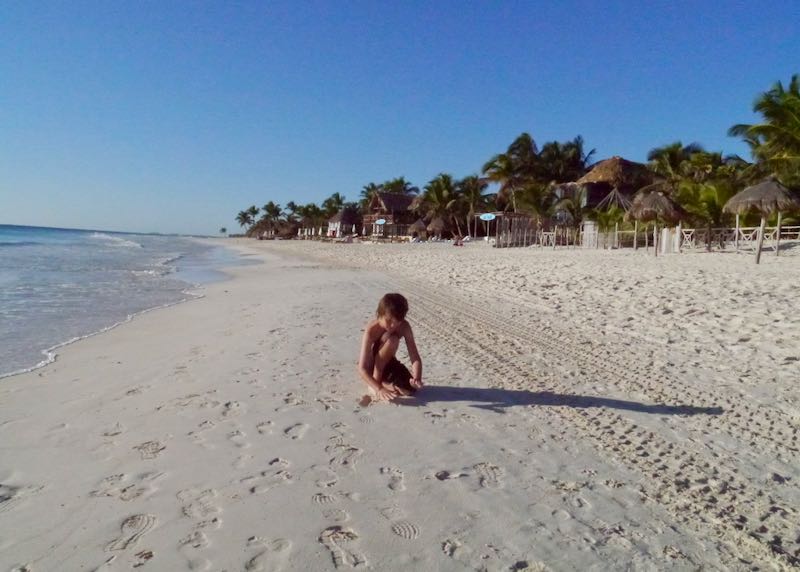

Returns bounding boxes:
[362,191,416,237]
[723,177,800,264]
[576,156,655,208]
[626,184,686,256]
[327,208,360,238]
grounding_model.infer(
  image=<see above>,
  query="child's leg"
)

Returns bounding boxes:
[373,333,400,387]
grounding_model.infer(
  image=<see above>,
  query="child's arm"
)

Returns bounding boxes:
[357,325,398,400]
[403,324,423,388]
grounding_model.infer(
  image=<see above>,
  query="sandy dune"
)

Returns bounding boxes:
[1,240,798,570]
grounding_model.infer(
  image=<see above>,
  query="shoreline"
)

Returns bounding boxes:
[0,237,250,381]
[1,239,798,570]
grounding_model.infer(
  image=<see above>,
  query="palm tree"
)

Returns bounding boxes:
[416,173,462,237]
[360,182,382,208]
[482,132,541,212]
[285,201,299,222]
[517,182,555,224]
[458,175,490,237]
[647,141,706,187]
[552,186,589,230]
[482,152,520,212]
[247,205,260,222]
[673,153,749,249]
[261,201,283,224]
[594,205,625,238]
[729,74,800,186]
[321,193,345,217]
[382,177,419,195]
[236,210,253,229]
[537,136,596,183]
[219,227,227,235]
[507,132,539,179]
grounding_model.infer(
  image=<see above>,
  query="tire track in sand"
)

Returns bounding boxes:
[401,279,799,568]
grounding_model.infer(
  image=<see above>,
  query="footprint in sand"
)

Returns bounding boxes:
[323,508,350,522]
[101,422,125,437]
[256,421,274,435]
[330,422,349,435]
[434,470,468,481]
[177,488,222,519]
[283,423,309,440]
[243,459,293,494]
[244,538,292,571]
[0,482,45,514]
[390,521,420,540]
[234,454,255,469]
[312,492,338,505]
[221,401,244,418]
[310,466,339,489]
[326,437,362,470]
[133,441,166,460]
[133,550,154,567]
[316,396,341,411]
[380,467,405,491]
[125,385,150,397]
[473,462,504,488]
[178,529,213,571]
[91,472,164,502]
[441,538,461,557]
[319,526,367,568]
[105,514,157,551]
[228,429,251,449]
[180,530,209,550]
[281,393,306,408]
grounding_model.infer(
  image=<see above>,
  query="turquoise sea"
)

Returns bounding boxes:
[0,224,249,378]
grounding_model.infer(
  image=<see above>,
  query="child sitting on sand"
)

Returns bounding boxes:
[357,293,423,401]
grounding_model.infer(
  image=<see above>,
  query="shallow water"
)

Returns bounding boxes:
[0,225,250,378]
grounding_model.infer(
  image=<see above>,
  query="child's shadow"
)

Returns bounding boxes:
[398,385,723,416]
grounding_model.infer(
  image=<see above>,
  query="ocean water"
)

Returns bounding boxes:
[0,225,250,378]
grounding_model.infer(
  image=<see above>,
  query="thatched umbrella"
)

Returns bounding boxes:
[723,177,800,264]
[626,184,686,256]
[408,218,427,237]
[426,216,446,238]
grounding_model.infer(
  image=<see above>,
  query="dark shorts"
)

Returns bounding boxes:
[372,341,416,394]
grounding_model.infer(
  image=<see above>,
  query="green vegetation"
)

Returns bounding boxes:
[234,75,799,238]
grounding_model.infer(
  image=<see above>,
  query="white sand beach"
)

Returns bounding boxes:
[2,240,799,571]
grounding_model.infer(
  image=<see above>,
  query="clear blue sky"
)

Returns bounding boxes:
[1,1,798,235]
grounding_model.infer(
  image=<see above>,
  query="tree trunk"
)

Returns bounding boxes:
[776,211,782,256]
[452,215,463,238]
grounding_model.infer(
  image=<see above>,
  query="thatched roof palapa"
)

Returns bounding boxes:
[626,185,686,224]
[372,191,415,213]
[722,177,800,215]
[577,156,654,189]
[329,208,360,226]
